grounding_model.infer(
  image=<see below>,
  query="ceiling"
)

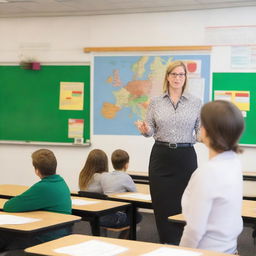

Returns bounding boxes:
[0,0,255,18]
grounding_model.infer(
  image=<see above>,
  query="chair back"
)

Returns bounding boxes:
[78,191,108,200]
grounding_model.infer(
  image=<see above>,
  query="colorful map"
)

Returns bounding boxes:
[94,55,210,135]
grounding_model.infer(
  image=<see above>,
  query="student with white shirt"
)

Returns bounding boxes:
[180,100,245,254]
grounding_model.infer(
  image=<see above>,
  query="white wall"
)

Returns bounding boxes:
[0,7,256,191]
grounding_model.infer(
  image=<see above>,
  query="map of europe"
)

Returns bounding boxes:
[94,55,210,135]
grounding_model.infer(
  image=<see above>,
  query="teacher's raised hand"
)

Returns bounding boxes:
[135,120,149,134]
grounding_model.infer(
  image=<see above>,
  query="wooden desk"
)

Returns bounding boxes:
[128,171,149,184]
[0,210,80,251]
[243,173,256,200]
[128,171,256,183]
[168,213,185,224]
[0,198,7,209]
[243,172,256,181]
[109,192,152,208]
[25,234,234,256]
[136,183,150,194]
[0,211,81,233]
[71,196,134,239]
[168,200,256,224]
[242,199,256,222]
[129,172,256,183]
[128,171,148,177]
[0,184,29,199]
[70,190,79,196]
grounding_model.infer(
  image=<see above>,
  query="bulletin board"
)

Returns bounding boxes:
[212,73,256,146]
[0,65,90,145]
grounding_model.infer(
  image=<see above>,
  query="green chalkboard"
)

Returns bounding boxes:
[0,65,90,145]
[212,73,256,146]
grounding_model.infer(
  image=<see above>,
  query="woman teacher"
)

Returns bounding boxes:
[136,60,201,244]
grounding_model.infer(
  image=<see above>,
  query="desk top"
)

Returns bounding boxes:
[71,196,130,212]
[128,171,256,177]
[0,184,29,198]
[109,192,151,204]
[168,213,185,223]
[136,183,150,194]
[242,199,256,218]
[25,234,234,256]
[243,172,256,177]
[168,200,256,223]
[243,172,256,181]
[128,171,149,177]
[127,172,256,182]
[0,211,81,233]
[0,198,7,209]
[127,171,149,184]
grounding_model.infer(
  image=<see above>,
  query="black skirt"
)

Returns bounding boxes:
[149,142,197,244]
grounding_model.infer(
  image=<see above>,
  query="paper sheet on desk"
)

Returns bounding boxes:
[54,239,128,256]
[0,215,40,225]
[142,247,202,256]
[116,193,151,201]
[72,199,100,206]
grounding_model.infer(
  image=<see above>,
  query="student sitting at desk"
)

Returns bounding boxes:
[101,149,136,194]
[101,149,142,230]
[1,149,72,251]
[79,149,138,232]
[179,100,244,254]
[79,149,108,194]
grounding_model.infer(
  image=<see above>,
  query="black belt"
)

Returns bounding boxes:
[155,141,193,149]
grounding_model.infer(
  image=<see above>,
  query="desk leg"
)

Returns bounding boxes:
[90,217,101,236]
[129,205,136,240]
[253,224,256,244]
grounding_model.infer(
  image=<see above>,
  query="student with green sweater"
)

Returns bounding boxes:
[1,149,72,252]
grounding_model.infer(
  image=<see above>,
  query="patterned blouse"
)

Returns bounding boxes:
[144,92,201,144]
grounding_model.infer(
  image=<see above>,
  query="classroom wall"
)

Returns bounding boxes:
[0,6,256,190]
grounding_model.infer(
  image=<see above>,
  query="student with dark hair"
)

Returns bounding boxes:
[101,149,142,237]
[180,100,245,254]
[112,149,129,169]
[2,149,72,251]
[101,149,136,194]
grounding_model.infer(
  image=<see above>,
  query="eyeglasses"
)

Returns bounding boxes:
[169,72,186,78]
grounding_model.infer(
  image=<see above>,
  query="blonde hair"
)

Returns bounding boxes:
[163,60,187,93]
[79,149,108,190]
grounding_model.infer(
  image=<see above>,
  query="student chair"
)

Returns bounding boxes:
[78,191,108,200]
[101,225,130,239]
